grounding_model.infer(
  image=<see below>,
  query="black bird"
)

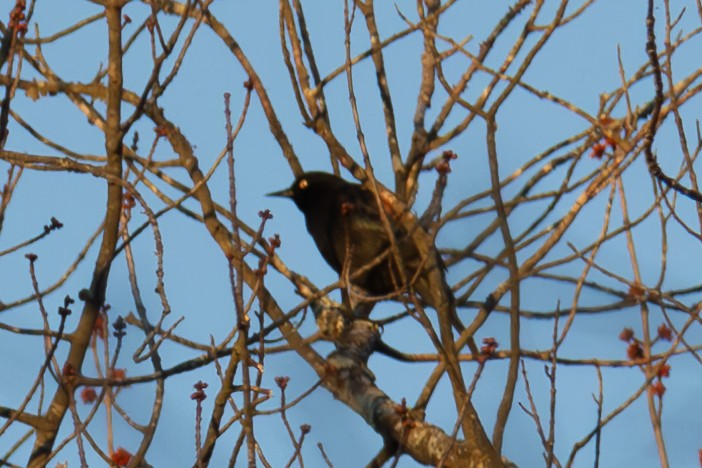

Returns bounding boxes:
[270,171,490,447]
[268,171,468,344]
[269,173,441,300]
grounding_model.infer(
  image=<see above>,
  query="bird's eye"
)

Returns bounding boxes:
[298,179,308,190]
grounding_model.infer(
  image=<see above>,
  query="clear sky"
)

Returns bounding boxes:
[1,1,701,467]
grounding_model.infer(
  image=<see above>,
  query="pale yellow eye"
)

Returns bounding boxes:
[298,179,308,190]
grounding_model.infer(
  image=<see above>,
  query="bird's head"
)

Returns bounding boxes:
[267,172,348,213]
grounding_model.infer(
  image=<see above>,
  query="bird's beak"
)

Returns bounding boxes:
[266,188,293,198]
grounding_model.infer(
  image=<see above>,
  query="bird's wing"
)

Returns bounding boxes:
[331,185,389,269]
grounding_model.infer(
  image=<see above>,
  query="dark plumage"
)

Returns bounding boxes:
[269,172,438,299]
[270,171,491,446]
[269,171,466,334]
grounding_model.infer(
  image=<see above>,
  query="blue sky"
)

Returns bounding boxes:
[1,1,701,467]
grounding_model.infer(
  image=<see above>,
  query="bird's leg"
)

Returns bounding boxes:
[348,286,376,319]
